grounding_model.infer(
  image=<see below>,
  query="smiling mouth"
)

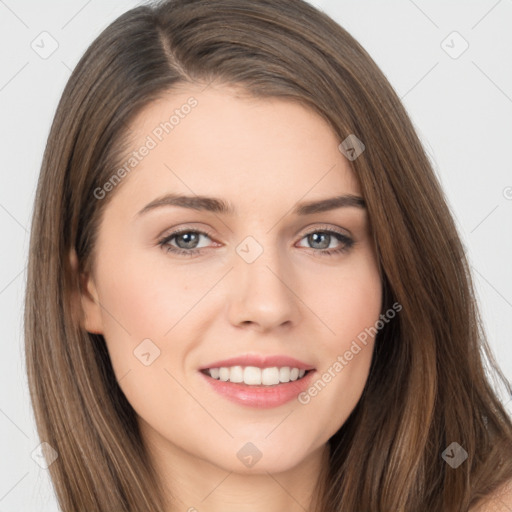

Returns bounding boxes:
[200,366,313,387]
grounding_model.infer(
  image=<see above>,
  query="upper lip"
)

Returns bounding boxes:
[199,354,315,371]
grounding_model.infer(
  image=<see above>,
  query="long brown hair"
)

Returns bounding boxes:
[24,0,512,510]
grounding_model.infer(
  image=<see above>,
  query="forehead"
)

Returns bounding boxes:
[111,84,361,214]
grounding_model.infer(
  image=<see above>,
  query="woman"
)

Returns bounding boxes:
[24,0,512,510]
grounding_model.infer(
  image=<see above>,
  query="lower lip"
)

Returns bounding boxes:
[198,370,317,409]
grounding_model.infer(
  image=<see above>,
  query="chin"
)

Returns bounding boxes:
[203,437,315,475]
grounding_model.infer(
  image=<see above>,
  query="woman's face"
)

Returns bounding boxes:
[79,84,382,475]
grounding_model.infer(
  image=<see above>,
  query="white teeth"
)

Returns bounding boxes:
[262,367,280,385]
[204,366,309,385]
[229,366,244,383]
[244,366,262,385]
[279,366,290,382]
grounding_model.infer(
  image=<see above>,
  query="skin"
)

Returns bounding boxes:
[76,83,383,512]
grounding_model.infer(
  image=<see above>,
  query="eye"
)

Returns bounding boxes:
[158,228,214,257]
[157,226,355,257]
[296,228,354,257]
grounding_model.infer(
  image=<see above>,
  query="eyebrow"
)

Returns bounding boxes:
[136,193,366,217]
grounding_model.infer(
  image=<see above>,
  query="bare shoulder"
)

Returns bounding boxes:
[470,479,512,512]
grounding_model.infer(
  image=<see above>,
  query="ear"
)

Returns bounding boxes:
[69,249,104,335]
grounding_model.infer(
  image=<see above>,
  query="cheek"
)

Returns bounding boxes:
[307,251,382,347]
[93,246,219,404]
[95,250,190,340]
[92,253,195,430]
[297,252,381,427]
[91,250,177,379]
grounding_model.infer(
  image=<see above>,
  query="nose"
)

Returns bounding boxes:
[226,240,301,332]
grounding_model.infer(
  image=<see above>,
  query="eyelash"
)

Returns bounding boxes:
[157,226,354,258]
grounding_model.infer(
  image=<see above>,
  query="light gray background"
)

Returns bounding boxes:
[1,1,511,510]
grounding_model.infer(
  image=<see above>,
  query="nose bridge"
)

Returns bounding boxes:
[227,232,299,329]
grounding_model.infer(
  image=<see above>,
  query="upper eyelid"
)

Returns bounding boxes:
[160,225,352,246]
[161,222,352,238]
